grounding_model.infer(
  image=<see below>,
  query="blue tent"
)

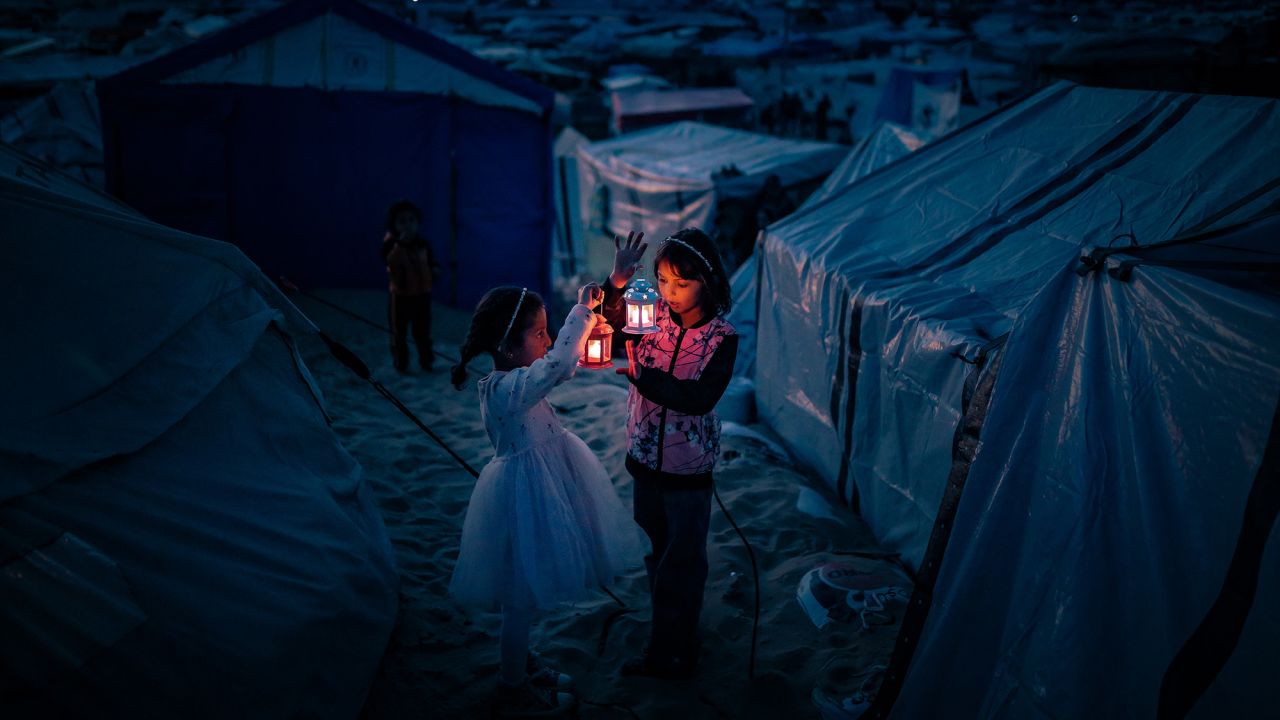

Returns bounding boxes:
[97,0,554,307]
[756,82,1280,717]
[1,142,398,718]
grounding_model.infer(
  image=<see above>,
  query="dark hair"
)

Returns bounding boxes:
[654,227,732,316]
[386,200,422,233]
[451,286,545,390]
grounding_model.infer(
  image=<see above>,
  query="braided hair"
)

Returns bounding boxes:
[451,286,546,390]
[655,227,733,316]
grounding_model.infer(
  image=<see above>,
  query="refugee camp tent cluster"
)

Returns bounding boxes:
[565,120,846,282]
[96,0,556,308]
[0,143,398,717]
[754,81,1280,717]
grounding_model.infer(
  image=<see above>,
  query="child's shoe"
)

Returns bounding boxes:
[527,651,573,690]
[492,679,575,718]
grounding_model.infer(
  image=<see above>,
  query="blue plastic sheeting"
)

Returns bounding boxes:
[756,82,1280,572]
[1,143,398,718]
[97,0,554,307]
[802,121,929,210]
[871,65,972,129]
[727,120,929,380]
[895,226,1280,717]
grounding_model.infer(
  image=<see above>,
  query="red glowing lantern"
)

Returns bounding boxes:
[579,312,614,369]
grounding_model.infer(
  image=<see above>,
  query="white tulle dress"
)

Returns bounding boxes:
[449,304,641,611]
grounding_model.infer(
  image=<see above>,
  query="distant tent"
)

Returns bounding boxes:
[755,82,1280,717]
[871,65,972,137]
[97,0,555,308]
[0,81,104,187]
[610,88,755,134]
[0,143,398,718]
[572,121,845,279]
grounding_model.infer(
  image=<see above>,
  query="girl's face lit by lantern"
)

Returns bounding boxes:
[506,307,550,367]
[656,260,706,320]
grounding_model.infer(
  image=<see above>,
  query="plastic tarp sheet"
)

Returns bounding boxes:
[573,121,845,278]
[727,120,929,380]
[755,82,1280,571]
[0,144,398,718]
[893,222,1280,718]
[803,121,928,209]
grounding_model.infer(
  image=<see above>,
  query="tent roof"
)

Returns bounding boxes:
[579,120,844,196]
[612,87,754,119]
[99,0,552,112]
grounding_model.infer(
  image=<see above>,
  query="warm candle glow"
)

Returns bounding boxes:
[622,277,661,335]
[588,339,603,362]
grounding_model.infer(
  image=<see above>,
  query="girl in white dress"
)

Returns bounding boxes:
[449,284,640,717]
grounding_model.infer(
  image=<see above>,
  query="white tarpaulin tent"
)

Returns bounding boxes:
[571,121,845,280]
[0,144,398,718]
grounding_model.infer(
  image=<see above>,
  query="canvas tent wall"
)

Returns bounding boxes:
[755,81,1280,716]
[97,0,555,308]
[0,142,398,718]
[880,214,1280,719]
[572,121,845,280]
[726,119,929,382]
[757,80,1280,568]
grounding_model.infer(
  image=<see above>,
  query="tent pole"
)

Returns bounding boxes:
[559,155,576,277]
[449,101,459,306]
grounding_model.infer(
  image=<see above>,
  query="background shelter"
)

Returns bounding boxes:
[96,0,555,308]
[0,142,398,718]
[610,87,754,134]
[570,120,845,280]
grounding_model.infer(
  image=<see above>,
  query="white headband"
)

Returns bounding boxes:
[499,287,527,348]
[663,236,714,274]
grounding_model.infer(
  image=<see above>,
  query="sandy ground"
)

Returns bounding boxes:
[288,289,909,720]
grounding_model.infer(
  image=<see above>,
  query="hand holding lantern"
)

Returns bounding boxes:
[577,283,613,369]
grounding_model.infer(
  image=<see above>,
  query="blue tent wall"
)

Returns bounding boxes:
[97,0,554,307]
[887,227,1280,718]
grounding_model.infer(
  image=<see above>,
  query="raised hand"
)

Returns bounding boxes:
[610,231,647,289]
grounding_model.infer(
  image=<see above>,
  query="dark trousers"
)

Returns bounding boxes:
[388,292,433,369]
[631,469,713,665]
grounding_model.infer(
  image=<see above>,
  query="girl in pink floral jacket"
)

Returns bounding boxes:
[601,228,738,680]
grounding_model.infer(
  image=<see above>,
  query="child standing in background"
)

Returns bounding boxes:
[382,200,438,372]
[449,284,641,718]
[602,228,738,680]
